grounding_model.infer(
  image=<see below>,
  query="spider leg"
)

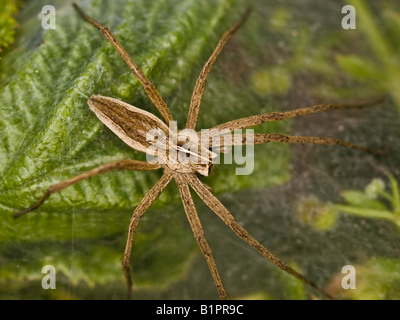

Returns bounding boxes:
[72,3,174,124]
[175,174,228,300]
[14,159,160,218]
[185,8,251,130]
[186,173,333,299]
[210,98,385,132]
[123,170,172,299]
[213,133,386,155]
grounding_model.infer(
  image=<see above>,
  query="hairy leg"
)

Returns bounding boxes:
[186,173,333,299]
[73,3,174,124]
[14,159,160,218]
[185,9,251,130]
[175,174,227,299]
[212,133,386,155]
[123,170,173,299]
[210,98,384,133]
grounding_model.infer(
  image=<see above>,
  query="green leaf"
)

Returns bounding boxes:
[0,0,241,211]
[341,190,387,210]
[0,203,197,289]
[0,0,290,217]
[388,174,400,214]
[0,0,291,292]
[251,66,292,96]
[335,54,383,82]
[347,0,395,68]
[0,0,21,51]
[383,8,400,51]
[333,204,394,222]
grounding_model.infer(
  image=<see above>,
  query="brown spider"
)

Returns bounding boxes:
[14,3,383,300]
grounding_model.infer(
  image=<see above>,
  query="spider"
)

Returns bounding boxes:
[14,3,383,300]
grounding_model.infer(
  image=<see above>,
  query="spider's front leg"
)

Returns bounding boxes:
[210,98,386,133]
[185,8,251,130]
[73,3,174,124]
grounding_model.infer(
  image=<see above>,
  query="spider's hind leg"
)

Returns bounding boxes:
[14,159,159,218]
[214,133,388,155]
[175,174,228,300]
[186,173,334,299]
[122,171,172,299]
